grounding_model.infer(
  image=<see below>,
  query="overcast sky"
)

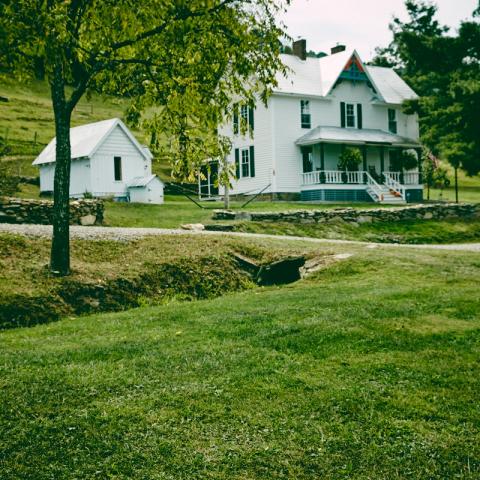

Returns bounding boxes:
[278,0,478,60]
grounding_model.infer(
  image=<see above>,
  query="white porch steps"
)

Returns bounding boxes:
[369,185,406,204]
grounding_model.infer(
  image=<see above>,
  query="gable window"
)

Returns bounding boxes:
[341,102,363,129]
[346,103,356,127]
[302,146,313,173]
[301,100,311,129]
[388,109,398,134]
[114,156,122,181]
[234,146,255,179]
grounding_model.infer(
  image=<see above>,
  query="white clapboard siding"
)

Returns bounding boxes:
[90,125,148,196]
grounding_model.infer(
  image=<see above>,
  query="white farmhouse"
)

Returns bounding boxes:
[33,118,164,204]
[206,41,423,204]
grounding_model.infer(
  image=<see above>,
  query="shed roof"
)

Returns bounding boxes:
[33,118,152,166]
[127,174,163,188]
[274,50,417,104]
[296,126,420,147]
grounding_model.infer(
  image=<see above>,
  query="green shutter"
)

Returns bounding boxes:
[357,104,363,129]
[340,102,346,128]
[249,146,255,178]
[235,148,240,178]
[233,104,239,134]
[248,106,254,131]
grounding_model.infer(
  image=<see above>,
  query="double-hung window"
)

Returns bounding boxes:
[346,103,356,128]
[234,146,255,179]
[388,109,398,134]
[233,103,254,134]
[301,100,311,129]
[241,148,250,178]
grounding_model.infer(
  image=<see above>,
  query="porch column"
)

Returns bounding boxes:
[362,145,367,171]
[416,147,423,184]
[362,145,367,183]
[320,142,325,170]
[380,147,385,183]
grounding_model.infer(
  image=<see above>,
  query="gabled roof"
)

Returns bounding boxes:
[127,174,164,188]
[33,118,152,166]
[296,126,420,147]
[274,49,418,104]
[365,66,418,105]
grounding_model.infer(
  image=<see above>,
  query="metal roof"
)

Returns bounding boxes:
[274,50,418,104]
[33,118,152,166]
[296,126,420,147]
[127,174,163,188]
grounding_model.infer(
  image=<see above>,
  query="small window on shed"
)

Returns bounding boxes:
[114,156,122,181]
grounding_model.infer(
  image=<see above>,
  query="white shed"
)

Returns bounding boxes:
[127,175,164,204]
[32,118,164,204]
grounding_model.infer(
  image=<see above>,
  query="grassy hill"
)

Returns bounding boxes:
[0,78,175,178]
[1,234,479,478]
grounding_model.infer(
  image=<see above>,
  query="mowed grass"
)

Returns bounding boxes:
[103,196,382,229]
[0,243,479,478]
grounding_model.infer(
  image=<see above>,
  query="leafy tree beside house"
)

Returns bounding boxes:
[373,0,480,201]
[0,0,289,276]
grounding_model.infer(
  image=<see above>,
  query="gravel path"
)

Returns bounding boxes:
[1,223,480,252]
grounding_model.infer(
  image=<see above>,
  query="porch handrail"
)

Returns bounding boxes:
[383,172,406,200]
[301,170,365,186]
[383,171,420,185]
[365,172,384,202]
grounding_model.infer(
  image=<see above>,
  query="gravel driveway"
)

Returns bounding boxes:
[1,223,480,252]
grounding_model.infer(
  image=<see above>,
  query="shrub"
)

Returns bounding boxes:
[338,147,363,171]
[0,163,20,196]
[400,149,418,170]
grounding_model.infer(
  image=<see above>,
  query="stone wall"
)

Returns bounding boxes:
[213,203,480,224]
[0,197,104,225]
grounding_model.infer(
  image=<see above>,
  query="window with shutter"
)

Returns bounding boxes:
[241,148,250,178]
[346,104,356,127]
[300,100,311,129]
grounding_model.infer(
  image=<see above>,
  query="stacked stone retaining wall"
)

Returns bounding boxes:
[0,197,104,225]
[213,203,480,224]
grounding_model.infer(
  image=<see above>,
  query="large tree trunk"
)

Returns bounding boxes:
[50,63,72,276]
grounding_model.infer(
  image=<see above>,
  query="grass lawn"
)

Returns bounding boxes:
[1,239,479,478]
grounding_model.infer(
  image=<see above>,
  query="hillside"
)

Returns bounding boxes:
[0,78,170,180]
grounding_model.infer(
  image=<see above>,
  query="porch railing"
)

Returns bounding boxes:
[302,170,421,187]
[301,170,365,186]
[384,172,406,201]
[383,171,420,185]
[365,172,384,202]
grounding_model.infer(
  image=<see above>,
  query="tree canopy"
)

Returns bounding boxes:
[0,0,290,275]
[373,0,480,177]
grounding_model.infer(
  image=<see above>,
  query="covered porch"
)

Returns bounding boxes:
[296,127,423,203]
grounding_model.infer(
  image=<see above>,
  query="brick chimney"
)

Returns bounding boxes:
[331,44,346,55]
[292,39,307,60]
